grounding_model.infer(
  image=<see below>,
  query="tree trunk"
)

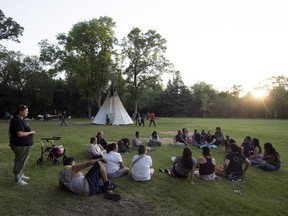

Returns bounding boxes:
[274,109,278,119]
[87,103,91,118]
[97,91,102,110]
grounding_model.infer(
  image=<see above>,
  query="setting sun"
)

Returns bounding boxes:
[252,89,267,98]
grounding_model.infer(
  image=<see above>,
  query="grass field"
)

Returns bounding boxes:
[0,118,287,216]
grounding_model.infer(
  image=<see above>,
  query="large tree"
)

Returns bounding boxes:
[191,82,216,118]
[0,50,55,116]
[39,16,117,117]
[160,71,191,117]
[121,27,172,115]
[0,10,24,44]
[267,76,288,119]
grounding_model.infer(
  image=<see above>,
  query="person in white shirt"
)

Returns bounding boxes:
[102,143,129,178]
[87,137,106,159]
[131,145,154,181]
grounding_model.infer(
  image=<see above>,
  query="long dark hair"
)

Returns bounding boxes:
[264,143,274,154]
[181,147,193,170]
[152,131,157,139]
[252,138,262,154]
[264,143,279,160]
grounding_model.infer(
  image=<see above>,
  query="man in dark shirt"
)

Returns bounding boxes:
[206,131,217,146]
[96,131,108,150]
[241,136,252,157]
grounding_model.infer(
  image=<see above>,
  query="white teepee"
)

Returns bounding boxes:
[92,89,133,125]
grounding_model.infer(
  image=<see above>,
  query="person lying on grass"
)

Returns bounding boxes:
[59,157,121,201]
[159,147,197,184]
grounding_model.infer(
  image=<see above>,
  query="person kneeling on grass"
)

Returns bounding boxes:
[159,147,197,184]
[59,157,121,201]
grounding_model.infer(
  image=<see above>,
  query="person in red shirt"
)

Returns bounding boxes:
[149,112,156,127]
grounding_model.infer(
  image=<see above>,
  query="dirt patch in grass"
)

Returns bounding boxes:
[160,137,173,145]
[159,131,175,135]
[51,195,157,216]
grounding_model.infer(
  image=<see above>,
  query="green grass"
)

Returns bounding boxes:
[0,118,287,215]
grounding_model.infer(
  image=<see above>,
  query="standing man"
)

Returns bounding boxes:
[9,105,38,185]
[149,112,156,127]
[60,111,67,126]
[139,113,145,127]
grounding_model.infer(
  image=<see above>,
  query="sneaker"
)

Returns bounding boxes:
[16,179,28,185]
[21,174,30,180]
[108,183,118,190]
[159,168,164,173]
[104,191,121,202]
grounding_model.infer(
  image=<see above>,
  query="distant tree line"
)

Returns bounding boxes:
[1,10,288,119]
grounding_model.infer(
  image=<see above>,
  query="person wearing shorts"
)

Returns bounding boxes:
[59,157,120,201]
[102,143,129,178]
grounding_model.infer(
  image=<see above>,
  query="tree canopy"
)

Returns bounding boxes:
[121,27,172,115]
[0,10,24,44]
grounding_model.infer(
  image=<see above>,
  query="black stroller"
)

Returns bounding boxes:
[36,137,66,165]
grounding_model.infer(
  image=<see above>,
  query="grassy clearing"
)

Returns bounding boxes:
[0,118,287,215]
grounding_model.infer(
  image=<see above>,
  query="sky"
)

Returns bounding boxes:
[1,0,288,96]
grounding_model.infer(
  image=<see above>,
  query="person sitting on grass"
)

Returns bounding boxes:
[182,128,193,144]
[59,157,120,201]
[214,127,225,146]
[200,129,208,146]
[255,143,281,171]
[224,135,236,153]
[173,130,188,146]
[248,138,262,166]
[87,137,106,159]
[159,147,197,184]
[241,136,252,158]
[96,131,108,150]
[192,129,201,147]
[131,145,154,181]
[195,146,216,180]
[148,131,161,146]
[221,143,250,182]
[205,130,218,148]
[132,131,142,149]
[102,143,129,179]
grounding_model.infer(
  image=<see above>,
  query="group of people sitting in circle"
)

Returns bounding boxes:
[173,127,225,149]
[170,127,281,182]
[59,128,281,200]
